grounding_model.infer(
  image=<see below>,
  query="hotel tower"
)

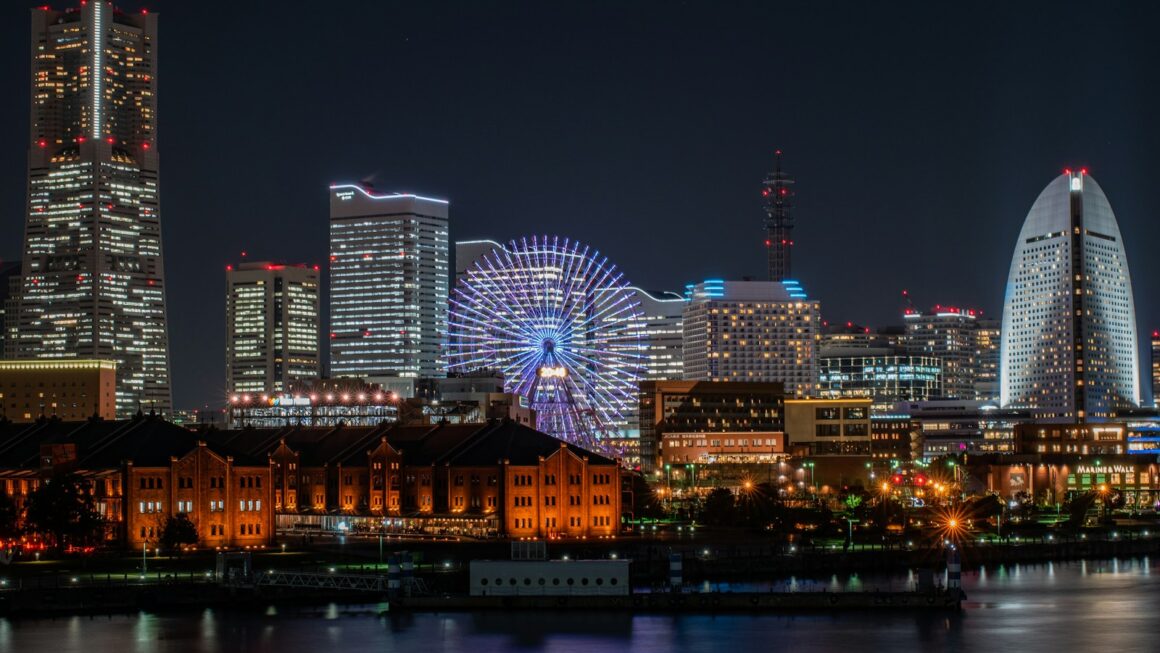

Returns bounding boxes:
[1000,170,1140,421]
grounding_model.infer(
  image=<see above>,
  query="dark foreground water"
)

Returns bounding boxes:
[4,557,1160,652]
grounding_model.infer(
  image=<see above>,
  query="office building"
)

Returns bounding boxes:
[974,318,1001,402]
[629,288,686,381]
[226,262,320,395]
[820,322,884,352]
[904,306,981,400]
[1000,170,1140,421]
[17,3,172,415]
[0,359,116,422]
[682,279,819,397]
[1152,330,1160,407]
[638,380,784,473]
[817,352,942,411]
[329,184,449,380]
[0,261,21,359]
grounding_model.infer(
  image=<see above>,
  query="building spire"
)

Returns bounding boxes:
[762,150,796,282]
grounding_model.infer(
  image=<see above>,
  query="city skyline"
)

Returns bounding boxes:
[0,2,1158,409]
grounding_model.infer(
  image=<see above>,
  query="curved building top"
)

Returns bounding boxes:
[1000,170,1139,421]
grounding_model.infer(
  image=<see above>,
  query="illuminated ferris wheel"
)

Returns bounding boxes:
[447,235,645,451]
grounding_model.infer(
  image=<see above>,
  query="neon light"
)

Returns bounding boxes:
[91,0,103,139]
[330,184,449,205]
[623,286,686,303]
[538,366,568,379]
[447,235,644,451]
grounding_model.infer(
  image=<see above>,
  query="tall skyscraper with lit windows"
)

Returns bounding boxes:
[17,3,172,415]
[1151,329,1159,407]
[627,288,685,381]
[904,306,982,400]
[1000,170,1140,421]
[226,262,320,394]
[329,184,449,380]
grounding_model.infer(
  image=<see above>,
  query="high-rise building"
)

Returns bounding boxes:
[226,262,321,395]
[762,151,795,282]
[1152,330,1160,407]
[682,279,819,397]
[974,318,1001,402]
[820,322,882,352]
[0,261,21,359]
[1000,170,1140,421]
[904,306,981,400]
[329,184,449,380]
[628,288,685,381]
[17,3,172,415]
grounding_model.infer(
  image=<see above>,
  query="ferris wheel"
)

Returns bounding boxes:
[447,235,645,451]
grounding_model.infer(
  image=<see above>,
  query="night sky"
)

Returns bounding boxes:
[1,1,1158,410]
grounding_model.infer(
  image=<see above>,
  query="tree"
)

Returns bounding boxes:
[160,513,199,552]
[0,491,19,542]
[739,483,779,529]
[701,488,737,527]
[23,473,103,550]
[627,473,666,520]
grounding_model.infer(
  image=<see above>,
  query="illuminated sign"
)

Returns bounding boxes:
[538,366,568,379]
[272,396,312,407]
[1075,465,1133,475]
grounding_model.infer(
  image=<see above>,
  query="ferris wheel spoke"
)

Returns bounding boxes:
[450,280,538,344]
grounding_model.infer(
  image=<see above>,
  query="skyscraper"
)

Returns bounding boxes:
[627,288,686,381]
[17,3,171,415]
[974,318,1001,402]
[682,279,819,397]
[226,262,320,395]
[1151,329,1159,408]
[329,184,449,380]
[0,260,22,359]
[904,306,982,400]
[1000,170,1140,421]
[762,151,795,282]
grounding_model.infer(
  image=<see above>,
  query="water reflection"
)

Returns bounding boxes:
[2,557,1159,653]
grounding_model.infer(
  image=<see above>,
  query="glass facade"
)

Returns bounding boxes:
[818,354,942,412]
[18,4,171,415]
[226,263,320,394]
[903,308,980,400]
[329,185,449,380]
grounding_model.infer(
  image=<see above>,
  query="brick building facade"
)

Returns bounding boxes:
[0,416,623,550]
